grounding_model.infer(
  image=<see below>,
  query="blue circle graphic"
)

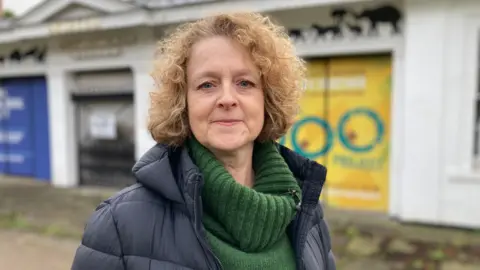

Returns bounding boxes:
[290,116,334,159]
[337,108,384,153]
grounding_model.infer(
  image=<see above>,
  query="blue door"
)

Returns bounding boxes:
[0,77,51,181]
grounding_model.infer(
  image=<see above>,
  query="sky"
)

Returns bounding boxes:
[4,0,43,17]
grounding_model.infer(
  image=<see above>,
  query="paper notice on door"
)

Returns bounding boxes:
[89,112,117,139]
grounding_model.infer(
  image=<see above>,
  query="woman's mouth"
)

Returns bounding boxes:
[212,120,241,126]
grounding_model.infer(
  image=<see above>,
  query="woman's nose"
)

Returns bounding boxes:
[217,83,238,109]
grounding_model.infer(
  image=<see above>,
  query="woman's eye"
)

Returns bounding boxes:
[199,82,214,89]
[238,80,253,88]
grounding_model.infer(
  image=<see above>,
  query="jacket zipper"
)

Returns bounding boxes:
[288,189,302,211]
[192,179,223,270]
[289,188,308,270]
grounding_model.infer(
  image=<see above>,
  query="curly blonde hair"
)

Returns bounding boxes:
[149,12,306,146]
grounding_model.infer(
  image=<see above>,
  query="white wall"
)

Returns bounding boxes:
[399,0,480,228]
[440,0,480,228]
[46,70,78,188]
[46,27,156,187]
[131,45,157,161]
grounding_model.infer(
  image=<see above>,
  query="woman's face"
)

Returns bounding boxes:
[186,36,264,153]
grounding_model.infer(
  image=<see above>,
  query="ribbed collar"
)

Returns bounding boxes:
[187,137,301,252]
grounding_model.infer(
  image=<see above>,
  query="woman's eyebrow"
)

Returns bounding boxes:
[192,68,259,80]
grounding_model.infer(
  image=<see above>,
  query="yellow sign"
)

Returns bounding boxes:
[280,56,391,212]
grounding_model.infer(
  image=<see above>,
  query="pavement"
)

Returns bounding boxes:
[1,176,480,270]
[0,230,78,270]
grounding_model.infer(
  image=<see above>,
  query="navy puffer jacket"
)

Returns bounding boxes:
[71,144,336,270]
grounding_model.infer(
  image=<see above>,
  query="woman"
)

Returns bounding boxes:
[72,12,335,270]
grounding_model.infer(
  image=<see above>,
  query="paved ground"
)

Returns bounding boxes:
[0,230,78,270]
[1,176,480,270]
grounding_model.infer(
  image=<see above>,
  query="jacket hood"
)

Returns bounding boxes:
[132,143,327,206]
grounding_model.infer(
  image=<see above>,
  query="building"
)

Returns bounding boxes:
[0,0,479,228]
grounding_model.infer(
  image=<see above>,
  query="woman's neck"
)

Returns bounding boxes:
[211,144,254,187]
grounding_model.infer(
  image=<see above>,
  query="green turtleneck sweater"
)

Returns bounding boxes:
[187,137,302,270]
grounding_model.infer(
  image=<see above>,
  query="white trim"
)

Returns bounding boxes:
[77,0,136,11]
[17,0,135,25]
[151,0,384,24]
[458,15,480,171]
[132,61,157,160]
[46,69,79,188]
[447,168,480,184]
[0,66,46,78]
[63,62,133,73]
[0,0,382,44]
[295,38,402,58]
[388,45,405,218]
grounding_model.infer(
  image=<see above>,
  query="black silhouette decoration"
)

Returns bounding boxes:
[311,24,327,39]
[25,47,47,62]
[9,50,22,62]
[331,8,352,24]
[346,23,363,37]
[288,4,403,41]
[0,46,47,64]
[312,23,342,40]
[356,5,402,35]
[288,29,305,41]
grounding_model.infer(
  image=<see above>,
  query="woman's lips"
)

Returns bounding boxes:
[212,120,241,126]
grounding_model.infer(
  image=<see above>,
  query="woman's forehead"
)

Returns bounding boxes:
[187,37,260,79]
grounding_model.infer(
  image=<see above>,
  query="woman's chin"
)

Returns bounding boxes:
[208,135,251,152]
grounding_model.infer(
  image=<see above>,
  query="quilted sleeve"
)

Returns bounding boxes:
[71,202,125,270]
[323,219,336,270]
[320,203,336,270]
[312,202,336,270]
